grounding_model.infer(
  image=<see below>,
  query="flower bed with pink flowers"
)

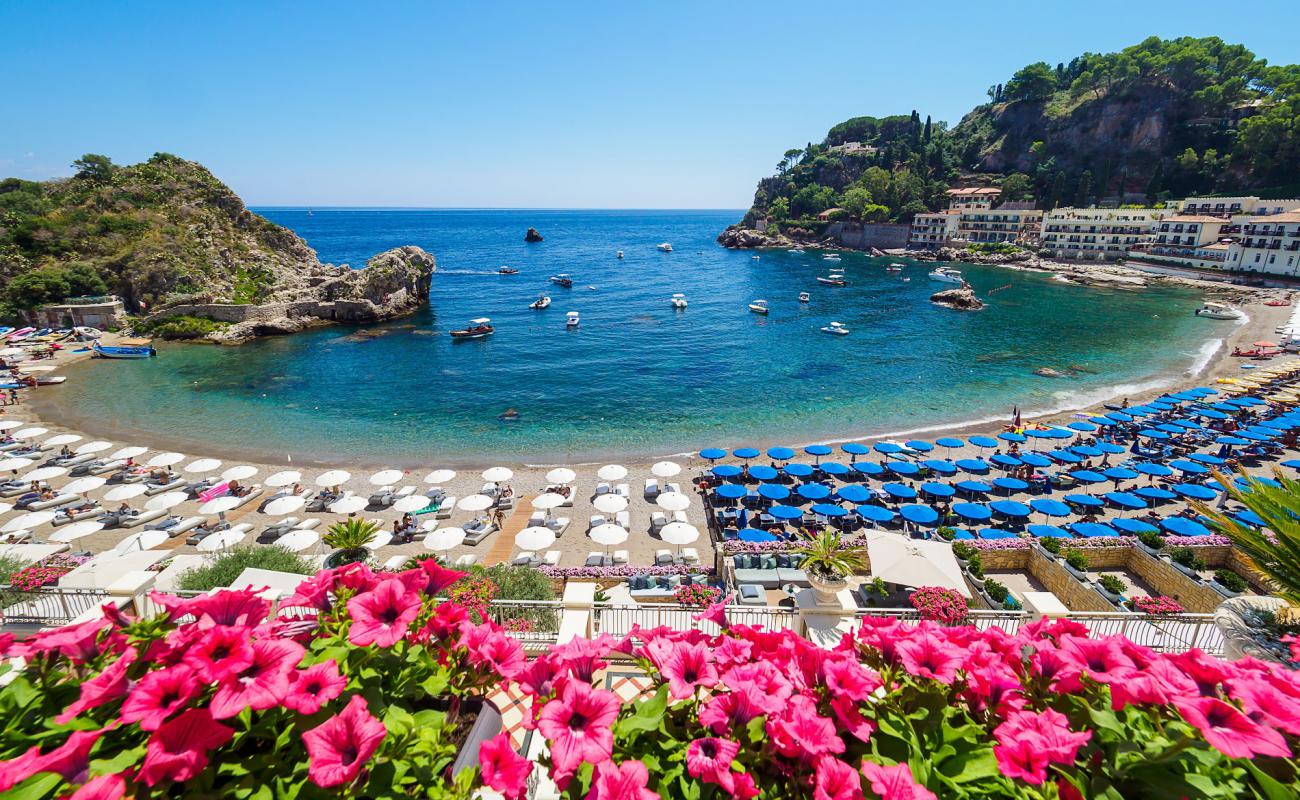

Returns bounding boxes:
[968,534,1231,551]
[2,561,1299,799]
[539,565,714,579]
[3,554,92,591]
[909,586,970,624]
[1129,595,1186,615]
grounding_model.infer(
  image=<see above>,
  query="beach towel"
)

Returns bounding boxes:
[200,482,230,504]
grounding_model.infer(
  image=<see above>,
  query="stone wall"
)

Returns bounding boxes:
[1128,549,1225,613]
[1026,550,1114,612]
[824,222,912,250]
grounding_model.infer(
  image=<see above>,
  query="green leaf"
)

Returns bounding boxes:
[938,746,1001,784]
[616,685,669,735]
[90,744,146,775]
[1243,760,1296,800]
[7,772,62,800]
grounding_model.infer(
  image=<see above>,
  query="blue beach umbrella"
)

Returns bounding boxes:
[1071,445,1104,457]
[1103,467,1138,482]
[906,440,935,452]
[738,529,778,542]
[699,448,727,460]
[935,437,965,449]
[711,465,742,478]
[1260,419,1295,431]
[810,503,848,518]
[758,483,790,501]
[768,505,804,520]
[1241,476,1282,489]
[952,502,992,521]
[1169,420,1203,431]
[841,443,870,456]
[992,476,1029,492]
[874,442,904,455]
[767,447,795,461]
[819,462,850,476]
[855,505,896,524]
[955,480,992,495]
[835,485,871,503]
[953,530,975,540]
[990,454,1022,467]
[1138,429,1171,440]
[1134,486,1177,502]
[1244,426,1280,438]
[881,483,917,500]
[1019,453,1053,467]
[998,432,1027,443]
[1105,412,1134,422]
[969,436,999,449]
[1028,524,1071,539]
[1103,492,1147,510]
[804,444,832,457]
[1281,459,1300,470]
[1025,429,1055,440]
[1187,453,1225,466]
[1111,518,1159,535]
[1070,470,1106,484]
[1030,499,1071,517]
[1172,483,1216,500]
[956,458,990,473]
[749,465,779,481]
[1161,516,1212,537]
[1236,431,1272,442]
[1048,449,1082,464]
[1048,428,1075,439]
[1149,402,1175,411]
[1096,443,1126,455]
[886,461,920,476]
[922,459,958,475]
[796,483,831,500]
[852,462,884,477]
[1155,424,1184,434]
[1233,510,1266,528]
[1195,409,1229,420]
[1216,436,1250,446]
[1064,494,1103,508]
[1133,462,1173,477]
[990,500,1031,518]
[1169,460,1209,475]
[1238,397,1267,406]
[920,482,955,498]
[1089,417,1116,426]
[1067,421,1098,432]
[1072,522,1120,538]
[714,484,747,499]
[784,463,815,478]
[732,447,760,460]
[899,504,939,525]
[1127,406,1156,417]
[979,528,1017,540]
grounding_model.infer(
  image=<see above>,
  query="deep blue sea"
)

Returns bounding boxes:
[47,209,1222,466]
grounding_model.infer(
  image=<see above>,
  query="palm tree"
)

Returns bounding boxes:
[794,531,867,581]
[322,518,380,568]
[1196,469,1300,608]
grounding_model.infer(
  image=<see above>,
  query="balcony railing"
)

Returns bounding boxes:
[593,603,798,639]
[1064,612,1223,655]
[0,586,109,627]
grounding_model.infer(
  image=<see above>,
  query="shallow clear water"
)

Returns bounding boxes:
[49,209,1218,465]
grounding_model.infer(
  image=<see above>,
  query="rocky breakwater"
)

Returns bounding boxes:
[717,225,796,250]
[930,286,985,311]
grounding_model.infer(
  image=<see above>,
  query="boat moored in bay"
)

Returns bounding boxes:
[92,342,157,359]
[450,317,494,340]
[550,274,573,288]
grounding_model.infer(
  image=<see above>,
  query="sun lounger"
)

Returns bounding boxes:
[81,459,125,476]
[672,510,689,524]
[644,478,659,498]
[167,516,207,536]
[229,486,263,509]
[0,482,29,498]
[681,547,700,564]
[435,496,457,519]
[547,517,570,536]
[145,477,188,496]
[368,486,397,506]
[120,508,166,529]
[0,441,21,452]
[666,482,681,495]
[496,494,514,510]
[616,510,630,529]
[293,518,321,530]
[258,517,300,542]
[513,551,540,567]
[585,552,610,567]
[52,454,94,468]
[655,549,674,566]
[528,512,546,528]
[594,482,610,496]
[479,482,498,498]
[543,550,561,566]
[29,493,77,511]
[453,554,477,568]
[612,549,628,564]
[52,505,100,525]
[650,511,667,530]
[614,483,629,498]
[589,515,605,530]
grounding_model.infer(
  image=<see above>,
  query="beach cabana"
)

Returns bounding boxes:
[1071,522,1120,538]
[1030,498,1071,517]
[899,504,939,526]
[1028,524,1071,538]
[758,483,790,501]
[854,505,896,524]
[1172,484,1216,500]
[1111,518,1159,535]
[748,465,779,481]
[989,500,1030,518]
[920,482,955,498]
[880,483,917,500]
[952,502,992,522]
[866,531,969,597]
[1160,517,1212,537]
[698,448,727,460]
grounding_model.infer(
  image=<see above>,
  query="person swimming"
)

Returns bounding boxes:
[499,408,521,421]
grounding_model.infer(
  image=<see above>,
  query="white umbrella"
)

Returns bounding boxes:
[198,495,242,515]
[264,495,307,516]
[315,470,351,487]
[110,446,147,460]
[531,493,566,510]
[424,469,456,484]
[0,420,23,431]
[866,531,970,598]
[593,493,628,514]
[660,522,700,545]
[0,457,35,472]
[458,494,494,512]
[597,464,628,481]
[184,458,223,474]
[515,526,556,550]
[197,529,246,552]
[105,484,148,502]
[2,510,55,532]
[656,492,691,512]
[369,531,394,548]
[44,433,82,447]
[589,523,628,546]
[50,520,105,543]
[424,527,466,551]
[651,461,682,479]
[369,469,404,486]
[13,427,48,439]
[146,491,189,511]
[74,440,112,455]
[546,467,576,484]
[62,476,106,495]
[24,466,67,482]
[328,495,368,514]
[221,465,259,482]
[147,452,185,467]
[276,529,320,552]
[115,529,169,554]
[266,470,301,488]
[482,466,514,483]
[0,502,12,514]
[393,494,431,513]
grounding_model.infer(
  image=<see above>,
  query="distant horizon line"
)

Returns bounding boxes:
[249,206,747,212]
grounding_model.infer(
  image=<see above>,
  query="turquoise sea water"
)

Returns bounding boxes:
[47,209,1221,465]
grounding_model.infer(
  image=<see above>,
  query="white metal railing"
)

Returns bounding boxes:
[851,608,1027,635]
[1064,612,1224,655]
[593,603,798,639]
[0,586,109,627]
[481,600,563,646]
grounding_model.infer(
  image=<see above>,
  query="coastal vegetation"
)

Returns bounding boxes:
[1200,471,1300,607]
[174,546,314,591]
[130,314,230,340]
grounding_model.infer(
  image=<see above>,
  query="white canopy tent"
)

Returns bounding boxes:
[865,531,971,598]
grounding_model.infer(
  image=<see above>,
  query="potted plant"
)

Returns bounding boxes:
[1037,536,1062,559]
[861,576,890,607]
[1168,546,1206,580]
[952,541,975,562]
[323,517,381,569]
[983,577,1009,608]
[964,553,986,589]
[1212,568,1248,598]
[794,530,866,606]
[1137,530,1165,558]
[1096,574,1127,604]
[936,525,957,542]
[1063,548,1089,581]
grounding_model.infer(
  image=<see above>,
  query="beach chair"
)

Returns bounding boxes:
[543,550,561,566]
[615,483,629,498]
[528,512,546,528]
[435,497,456,519]
[585,552,609,567]
[52,504,100,525]
[513,551,539,567]
[168,517,206,536]
[367,486,396,507]
[681,547,700,564]
[594,482,610,496]
[30,493,77,511]
[672,510,689,524]
[52,454,94,468]
[453,554,477,568]
[382,555,409,570]
[145,476,188,496]
[654,549,674,566]
[588,515,606,530]
[616,510,630,529]
[294,518,321,530]
[231,486,264,509]
[612,549,629,564]
[666,482,681,495]
[84,459,125,476]
[650,511,667,530]
[548,517,571,536]
[644,478,659,498]
[120,509,166,529]
[496,494,515,511]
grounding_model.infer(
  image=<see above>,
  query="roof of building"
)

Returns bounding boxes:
[946,187,1001,196]
[1253,211,1300,224]
[1199,242,1230,251]
[1162,215,1227,224]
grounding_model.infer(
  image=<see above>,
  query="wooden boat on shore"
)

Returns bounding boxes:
[450,318,494,340]
[92,342,157,359]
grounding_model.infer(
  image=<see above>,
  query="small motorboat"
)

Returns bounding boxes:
[35,376,66,385]
[550,274,573,288]
[799,292,810,303]
[450,317,494,340]
[928,267,964,284]
[566,311,581,328]
[657,242,673,252]
[530,295,552,310]
[788,249,805,254]
[616,250,624,259]
[497,266,519,275]
[1265,298,1291,307]
[670,293,688,309]
[1195,301,1245,321]
[885,265,903,273]
[816,271,847,287]
[822,254,841,262]
[73,326,103,340]
[748,300,770,315]
[91,342,156,359]
[751,255,760,260]
[821,321,850,336]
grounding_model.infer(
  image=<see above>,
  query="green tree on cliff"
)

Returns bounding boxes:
[71,154,114,183]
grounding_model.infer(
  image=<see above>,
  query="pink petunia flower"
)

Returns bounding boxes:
[895,631,964,684]
[994,709,1091,768]
[722,660,793,715]
[1230,679,1300,736]
[994,735,1052,785]
[209,638,305,719]
[56,649,137,724]
[1056,636,1136,686]
[1170,649,1233,696]
[283,570,341,612]
[698,692,763,735]
[302,695,388,788]
[396,559,465,597]
[767,695,844,761]
[859,761,936,800]
[119,664,197,731]
[139,708,234,786]
[460,622,527,679]
[1174,696,1291,759]
[478,732,532,800]
[537,680,620,786]
[692,595,731,627]
[830,695,876,743]
[650,639,719,700]
[551,635,615,682]
[0,729,101,791]
[814,754,862,800]
[824,655,882,702]
[283,660,347,715]
[13,620,111,663]
[182,624,255,683]
[685,737,740,794]
[66,772,127,799]
[148,588,272,628]
[346,578,422,648]
[587,759,659,800]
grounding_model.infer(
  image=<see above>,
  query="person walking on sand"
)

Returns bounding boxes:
[7,389,17,405]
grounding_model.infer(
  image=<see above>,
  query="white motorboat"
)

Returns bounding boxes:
[550,274,573,288]
[616,250,624,259]
[888,262,905,268]
[670,293,688,309]
[816,270,847,287]
[799,292,810,303]
[751,255,760,260]
[788,249,805,254]
[530,295,551,310]
[657,242,673,252]
[73,326,103,340]
[566,311,581,328]
[450,317,494,340]
[822,254,841,261]
[928,267,964,284]
[1194,301,1245,321]
[821,321,850,336]
[885,264,903,273]
[748,300,770,315]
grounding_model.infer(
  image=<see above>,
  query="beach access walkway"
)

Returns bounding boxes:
[482,495,534,566]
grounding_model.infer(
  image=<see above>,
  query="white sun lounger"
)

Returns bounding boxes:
[435,496,457,519]
[453,554,477,568]
[543,550,561,566]
[29,493,78,511]
[644,478,659,498]
[120,508,166,529]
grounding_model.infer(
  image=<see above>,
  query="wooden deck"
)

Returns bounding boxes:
[483,497,533,566]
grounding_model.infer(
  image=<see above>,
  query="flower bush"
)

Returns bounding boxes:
[540,565,713,578]
[1130,595,1186,615]
[675,583,723,608]
[909,586,969,624]
[4,554,89,591]
[0,559,534,799]
[524,602,1300,799]
[967,534,1231,552]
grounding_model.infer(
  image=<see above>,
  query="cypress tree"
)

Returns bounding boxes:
[1075,170,1093,207]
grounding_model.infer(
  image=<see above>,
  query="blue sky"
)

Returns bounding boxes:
[2,1,1295,208]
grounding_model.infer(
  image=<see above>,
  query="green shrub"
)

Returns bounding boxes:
[1097,575,1127,595]
[1039,537,1061,554]
[983,578,1009,603]
[1065,549,1089,571]
[936,526,956,542]
[459,563,558,632]
[132,314,227,340]
[0,553,33,608]
[1169,546,1207,571]
[1213,569,1248,593]
[952,542,975,560]
[966,554,984,579]
[175,546,314,591]
[1137,531,1165,551]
